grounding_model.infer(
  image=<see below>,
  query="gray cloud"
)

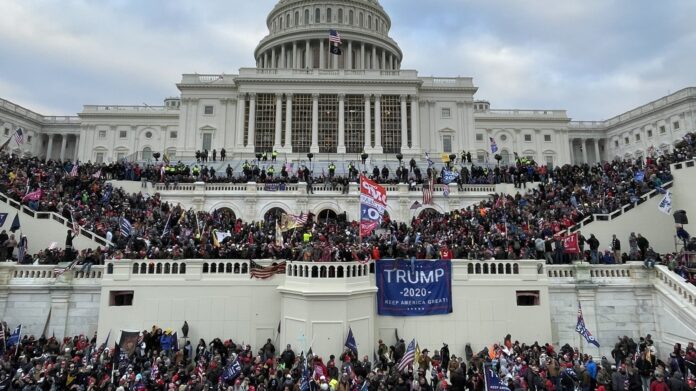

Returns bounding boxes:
[0,0,694,120]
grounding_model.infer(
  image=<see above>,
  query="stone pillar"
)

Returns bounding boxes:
[581,138,588,164]
[360,43,365,70]
[293,42,298,68]
[319,40,325,69]
[274,94,283,150]
[364,94,372,151]
[347,41,353,70]
[73,135,80,161]
[45,134,54,162]
[284,94,293,152]
[568,139,575,165]
[311,94,319,153]
[400,95,408,152]
[410,97,420,152]
[59,134,67,162]
[263,52,268,69]
[248,93,257,150]
[374,95,383,153]
[305,40,311,68]
[271,48,276,68]
[236,95,247,148]
[389,54,394,70]
[381,49,386,70]
[280,45,286,68]
[337,94,346,153]
[372,46,377,70]
[593,138,601,164]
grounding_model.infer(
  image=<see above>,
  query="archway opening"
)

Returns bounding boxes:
[214,208,237,224]
[317,209,338,222]
[264,207,287,224]
[418,208,441,219]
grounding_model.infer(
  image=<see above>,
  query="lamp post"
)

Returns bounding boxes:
[360,152,368,173]
[307,153,314,173]
[448,153,456,169]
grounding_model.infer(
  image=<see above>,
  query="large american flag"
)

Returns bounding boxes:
[329,29,342,45]
[422,177,434,205]
[291,213,308,226]
[13,128,24,145]
[397,339,417,372]
[250,261,286,279]
[69,164,79,177]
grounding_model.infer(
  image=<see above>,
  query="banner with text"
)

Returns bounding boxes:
[376,259,453,316]
[360,175,387,237]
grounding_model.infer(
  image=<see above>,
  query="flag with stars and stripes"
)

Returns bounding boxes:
[422,177,434,205]
[329,29,342,45]
[397,338,417,372]
[13,128,24,145]
[120,217,133,237]
[69,164,79,177]
[576,302,600,347]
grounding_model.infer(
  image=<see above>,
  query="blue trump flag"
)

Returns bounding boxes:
[376,260,452,316]
[442,170,459,184]
[222,358,242,382]
[6,324,22,348]
[634,170,645,182]
[484,363,510,391]
[345,327,358,356]
[576,302,600,347]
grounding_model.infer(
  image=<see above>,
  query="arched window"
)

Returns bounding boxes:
[305,9,310,24]
[349,10,354,25]
[368,15,372,29]
[315,8,320,23]
[279,16,283,29]
[500,150,510,165]
[295,11,299,26]
[338,9,343,23]
[327,8,332,22]
[359,12,363,27]
[142,147,152,161]
[286,13,290,28]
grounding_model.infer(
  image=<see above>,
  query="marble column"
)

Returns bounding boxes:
[337,94,346,153]
[372,46,377,70]
[59,134,67,161]
[280,45,286,68]
[311,94,319,153]
[274,93,283,150]
[381,49,386,70]
[568,139,575,165]
[400,95,409,152]
[360,43,365,70]
[593,138,601,164]
[293,42,298,68]
[236,96,247,148]
[73,135,80,161]
[284,94,293,152]
[305,40,311,68]
[581,138,588,164]
[364,94,372,151]
[45,134,54,162]
[271,49,276,68]
[347,41,353,70]
[374,95,382,153]
[247,93,257,150]
[319,40,325,69]
[410,97,420,151]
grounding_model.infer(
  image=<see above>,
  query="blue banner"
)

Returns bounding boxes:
[376,260,452,316]
[264,183,287,191]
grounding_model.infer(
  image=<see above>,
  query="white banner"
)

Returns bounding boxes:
[658,191,672,215]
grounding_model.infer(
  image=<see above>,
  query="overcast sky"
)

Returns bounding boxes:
[1,0,694,120]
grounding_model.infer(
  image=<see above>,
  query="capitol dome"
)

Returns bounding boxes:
[254,0,403,70]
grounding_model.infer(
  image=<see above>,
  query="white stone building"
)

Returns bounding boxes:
[0,0,694,167]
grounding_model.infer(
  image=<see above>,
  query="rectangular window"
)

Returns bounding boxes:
[647,130,653,138]
[659,125,666,134]
[96,152,104,164]
[254,94,276,153]
[109,290,134,306]
[380,95,401,154]
[117,152,126,160]
[544,134,551,142]
[516,290,540,306]
[345,95,365,154]
[202,133,212,151]
[441,108,451,119]
[614,140,619,148]
[625,137,629,145]
[476,153,486,163]
[475,133,483,142]
[27,135,32,143]
[442,135,452,153]
[545,156,554,168]
[318,94,339,153]
[673,121,680,130]
[170,131,178,139]
[635,134,641,141]
[119,130,127,138]
[98,130,107,139]
[524,134,532,142]
[204,105,214,115]
[3,128,8,136]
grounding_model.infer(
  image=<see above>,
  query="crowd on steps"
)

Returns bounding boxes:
[0,327,694,391]
[0,134,692,280]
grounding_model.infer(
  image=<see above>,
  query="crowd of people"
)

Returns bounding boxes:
[0,134,692,280]
[0,327,694,391]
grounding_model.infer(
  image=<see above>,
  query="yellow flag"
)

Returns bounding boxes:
[415,343,421,364]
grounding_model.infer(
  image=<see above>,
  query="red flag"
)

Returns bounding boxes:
[559,232,580,254]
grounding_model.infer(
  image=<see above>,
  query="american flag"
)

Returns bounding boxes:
[53,263,74,277]
[250,261,286,279]
[69,164,78,177]
[422,177,434,205]
[13,128,24,145]
[490,137,498,153]
[292,213,308,226]
[443,183,450,198]
[397,339,417,372]
[329,29,342,45]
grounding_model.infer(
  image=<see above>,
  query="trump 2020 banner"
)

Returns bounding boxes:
[360,175,387,237]
[376,260,453,316]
